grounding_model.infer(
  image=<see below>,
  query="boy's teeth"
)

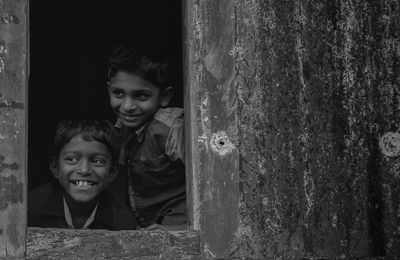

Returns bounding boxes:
[74,180,94,187]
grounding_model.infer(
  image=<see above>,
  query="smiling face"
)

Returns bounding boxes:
[51,134,115,206]
[108,71,171,130]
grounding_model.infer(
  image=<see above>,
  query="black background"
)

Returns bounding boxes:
[28,0,183,189]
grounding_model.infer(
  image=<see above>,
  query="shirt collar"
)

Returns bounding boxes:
[41,182,114,229]
[63,197,98,229]
[90,191,114,228]
[115,118,149,143]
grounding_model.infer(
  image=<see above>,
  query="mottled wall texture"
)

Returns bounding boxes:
[0,0,27,257]
[187,0,400,259]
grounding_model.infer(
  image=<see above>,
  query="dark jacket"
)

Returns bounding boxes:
[109,108,187,227]
[28,182,137,230]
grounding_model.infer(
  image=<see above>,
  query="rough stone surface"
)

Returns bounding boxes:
[184,0,241,258]
[0,0,27,257]
[187,0,400,259]
[26,228,201,260]
[231,0,400,259]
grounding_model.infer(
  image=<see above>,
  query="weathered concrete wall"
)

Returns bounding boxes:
[184,0,240,258]
[26,228,201,260]
[0,0,27,257]
[187,0,400,259]
[235,0,400,259]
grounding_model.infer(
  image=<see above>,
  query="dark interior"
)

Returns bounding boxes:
[28,0,183,190]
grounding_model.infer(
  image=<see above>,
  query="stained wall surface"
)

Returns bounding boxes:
[0,0,27,257]
[187,0,400,259]
[236,0,399,258]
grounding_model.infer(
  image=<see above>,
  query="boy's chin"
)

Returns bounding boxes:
[120,119,142,130]
[67,193,101,206]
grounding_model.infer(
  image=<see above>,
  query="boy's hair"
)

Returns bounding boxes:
[107,45,171,90]
[52,115,119,164]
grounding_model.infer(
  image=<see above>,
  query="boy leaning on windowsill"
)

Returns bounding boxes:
[106,46,186,230]
[28,116,137,230]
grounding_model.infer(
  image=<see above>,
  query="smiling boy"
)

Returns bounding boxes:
[28,116,137,230]
[107,47,186,229]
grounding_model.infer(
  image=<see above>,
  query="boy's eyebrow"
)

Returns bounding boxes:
[92,152,111,158]
[61,150,111,156]
[108,85,121,89]
[60,150,80,154]
[108,86,153,93]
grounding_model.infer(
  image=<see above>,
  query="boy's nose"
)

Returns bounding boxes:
[77,160,91,175]
[121,97,136,111]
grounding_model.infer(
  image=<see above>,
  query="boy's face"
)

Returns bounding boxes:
[108,71,169,130]
[51,134,115,205]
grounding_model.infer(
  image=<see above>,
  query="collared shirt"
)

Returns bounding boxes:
[28,182,137,230]
[114,107,186,227]
[115,107,185,162]
[63,197,98,229]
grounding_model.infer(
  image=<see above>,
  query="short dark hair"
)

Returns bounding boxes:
[107,45,171,90]
[52,115,119,165]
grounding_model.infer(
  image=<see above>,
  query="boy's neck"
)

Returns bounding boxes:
[64,193,99,227]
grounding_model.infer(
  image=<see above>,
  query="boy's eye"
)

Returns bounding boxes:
[64,156,79,164]
[92,157,107,166]
[110,88,124,98]
[135,92,151,101]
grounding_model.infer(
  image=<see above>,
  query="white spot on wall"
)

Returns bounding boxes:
[332,213,338,228]
[62,237,80,249]
[304,167,315,221]
[0,44,6,74]
[205,48,222,80]
[1,14,18,24]
[0,44,7,55]
[203,243,216,258]
[194,3,203,41]
[0,58,4,73]
[380,131,400,157]
[210,131,235,156]
[199,94,210,148]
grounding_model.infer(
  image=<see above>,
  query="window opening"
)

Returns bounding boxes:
[28,0,185,230]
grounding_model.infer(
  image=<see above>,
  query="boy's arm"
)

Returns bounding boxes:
[165,116,185,162]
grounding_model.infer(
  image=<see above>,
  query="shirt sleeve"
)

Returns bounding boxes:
[165,114,185,162]
[152,107,185,162]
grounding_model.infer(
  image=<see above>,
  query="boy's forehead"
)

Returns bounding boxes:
[61,134,111,155]
[109,71,157,90]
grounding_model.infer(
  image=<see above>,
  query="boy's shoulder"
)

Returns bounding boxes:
[144,107,183,136]
[115,107,183,131]
[153,107,183,128]
[28,182,60,209]
[28,182,64,227]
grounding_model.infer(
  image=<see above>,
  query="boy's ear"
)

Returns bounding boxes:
[49,156,59,179]
[159,86,174,107]
[108,165,118,182]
